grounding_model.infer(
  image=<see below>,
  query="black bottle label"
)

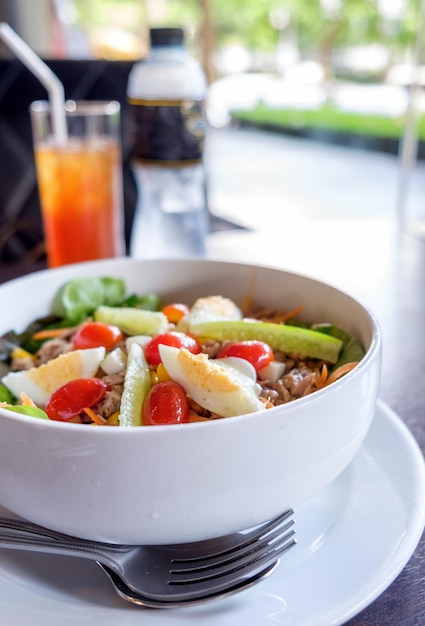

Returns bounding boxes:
[128,98,205,165]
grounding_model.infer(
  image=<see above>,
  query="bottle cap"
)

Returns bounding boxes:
[150,27,184,47]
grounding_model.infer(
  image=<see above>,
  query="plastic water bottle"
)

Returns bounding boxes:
[127,27,209,258]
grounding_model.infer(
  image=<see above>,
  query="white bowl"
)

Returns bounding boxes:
[0,258,381,544]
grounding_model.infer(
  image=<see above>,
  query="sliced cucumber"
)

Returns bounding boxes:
[190,320,343,363]
[118,343,151,427]
[94,306,168,336]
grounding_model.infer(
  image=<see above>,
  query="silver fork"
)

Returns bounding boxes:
[0,509,296,608]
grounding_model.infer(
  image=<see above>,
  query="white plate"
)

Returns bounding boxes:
[0,400,424,626]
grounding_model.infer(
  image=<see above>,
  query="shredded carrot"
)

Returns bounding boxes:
[278,304,305,323]
[320,363,328,383]
[241,268,257,315]
[32,327,75,340]
[20,392,36,407]
[249,304,305,324]
[82,407,107,425]
[242,295,253,317]
[249,307,276,320]
[325,362,358,386]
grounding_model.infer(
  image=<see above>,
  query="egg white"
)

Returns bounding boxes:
[177,295,242,333]
[159,345,264,418]
[1,347,106,406]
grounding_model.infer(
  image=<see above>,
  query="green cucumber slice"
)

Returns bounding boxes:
[191,320,343,363]
[94,306,168,336]
[118,343,151,427]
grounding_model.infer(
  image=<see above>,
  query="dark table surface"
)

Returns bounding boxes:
[1,216,424,624]
[209,217,425,625]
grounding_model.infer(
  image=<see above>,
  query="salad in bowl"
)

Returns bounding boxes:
[1,275,364,428]
[0,258,381,544]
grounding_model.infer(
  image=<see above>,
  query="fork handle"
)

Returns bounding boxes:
[0,516,128,546]
[0,517,132,572]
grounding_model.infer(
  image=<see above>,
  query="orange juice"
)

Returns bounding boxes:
[35,137,124,268]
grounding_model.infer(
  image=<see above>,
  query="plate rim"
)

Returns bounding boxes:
[0,399,424,626]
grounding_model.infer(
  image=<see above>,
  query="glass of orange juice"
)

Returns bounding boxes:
[30,100,125,268]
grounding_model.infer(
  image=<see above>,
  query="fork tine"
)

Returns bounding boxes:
[99,559,281,608]
[169,524,296,585]
[170,532,296,586]
[170,518,295,574]
[171,509,294,566]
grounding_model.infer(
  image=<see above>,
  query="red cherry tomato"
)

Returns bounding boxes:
[142,381,190,426]
[72,322,124,351]
[45,378,108,422]
[161,303,190,324]
[217,340,274,372]
[144,331,201,366]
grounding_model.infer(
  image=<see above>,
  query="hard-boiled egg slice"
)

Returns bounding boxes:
[159,345,264,418]
[125,335,152,351]
[257,361,286,383]
[100,347,127,375]
[1,347,106,406]
[177,295,242,333]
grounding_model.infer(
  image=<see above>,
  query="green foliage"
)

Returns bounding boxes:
[212,0,279,50]
[232,102,418,140]
[205,0,419,53]
[71,0,421,66]
[156,0,202,31]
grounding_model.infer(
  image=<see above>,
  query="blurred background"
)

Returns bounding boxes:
[0,0,424,263]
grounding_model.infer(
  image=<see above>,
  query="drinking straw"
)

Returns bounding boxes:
[0,22,68,145]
